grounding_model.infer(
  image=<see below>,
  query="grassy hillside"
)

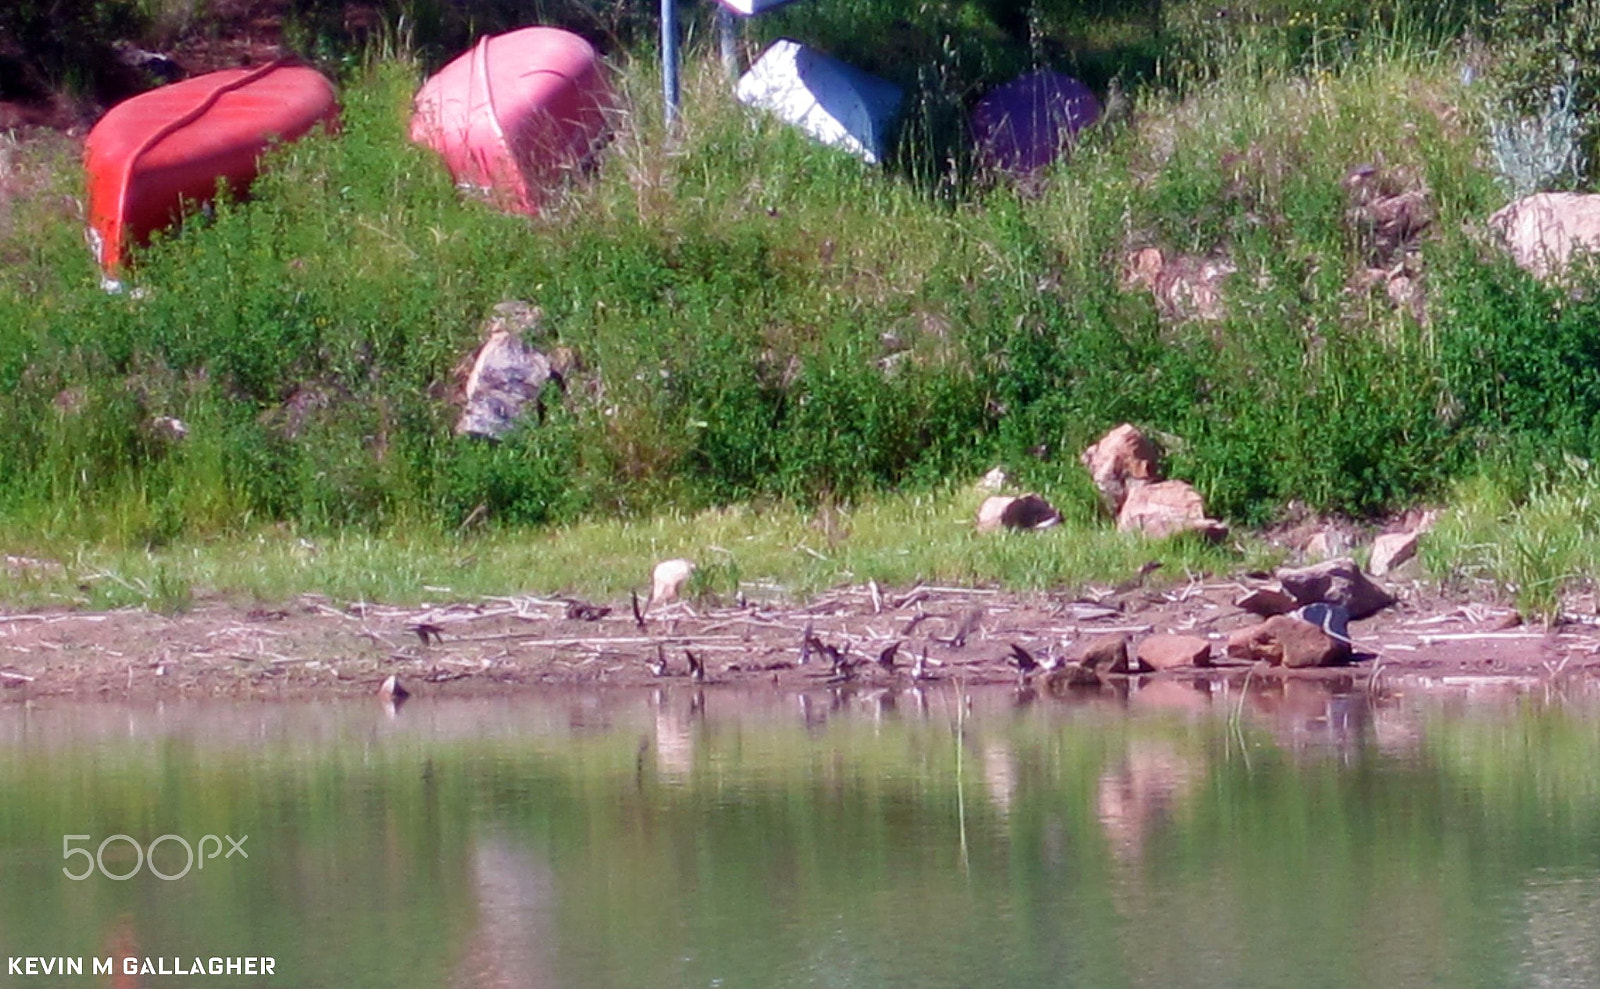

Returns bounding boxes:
[2,0,1600,612]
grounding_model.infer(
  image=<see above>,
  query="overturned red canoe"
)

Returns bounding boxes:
[410,27,613,215]
[84,63,339,275]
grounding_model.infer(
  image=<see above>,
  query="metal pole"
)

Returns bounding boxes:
[718,6,740,82]
[661,0,680,128]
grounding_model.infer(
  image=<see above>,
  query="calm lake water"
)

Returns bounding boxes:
[1,679,1598,989]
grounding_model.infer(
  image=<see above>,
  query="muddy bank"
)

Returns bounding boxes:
[1,576,1597,702]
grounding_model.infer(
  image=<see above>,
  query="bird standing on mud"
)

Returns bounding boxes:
[1007,643,1040,684]
[876,641,901,676]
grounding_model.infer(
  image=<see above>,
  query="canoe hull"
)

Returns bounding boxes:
[410,27,613,215]
[84,63,339,274]
[971,70,1101,174]
[735,39,904,165]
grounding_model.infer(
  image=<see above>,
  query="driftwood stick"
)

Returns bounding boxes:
[450,633,746,647]
[1416,632,1548,644]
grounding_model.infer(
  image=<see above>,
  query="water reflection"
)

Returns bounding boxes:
[451,831,557,989]
[1096,738,1198,863]
[0,680,1594,989]
[1520,876,1600,989]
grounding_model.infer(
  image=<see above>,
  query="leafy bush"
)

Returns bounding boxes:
[1484,0,1600,187]
[1487,78,1589,197]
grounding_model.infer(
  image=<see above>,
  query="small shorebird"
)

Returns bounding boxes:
[1007,643,1040,683]
[827,646,859,684]
[565,599,611,621]
[949,606,984,648]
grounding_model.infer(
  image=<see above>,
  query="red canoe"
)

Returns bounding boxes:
[84,63,339,275]
[410,27,613,215]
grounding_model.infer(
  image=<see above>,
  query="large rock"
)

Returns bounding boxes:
[1369,530,1420,576]
[1292,602,1353,646]
[1304,528,1351,561]
[1226,615,1350,668]
[1117,480,1227,540]
[1276,557,1394,620]
[1136,634,1212,670]
[1235,586,1298,617]
[976,494,1061,533]
[1123,247,1234,322]
[1343,164,1433,267]
[1080,423,1162,514]
[454,302,556,439]
[1077,632,1132,672]
[1489,192,1600,282]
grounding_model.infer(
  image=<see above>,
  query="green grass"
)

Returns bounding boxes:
[0,481,1272,610]
[4,0,1600,616]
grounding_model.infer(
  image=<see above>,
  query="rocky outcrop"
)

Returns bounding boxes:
[1080,424,1224,539]
[1490,192,1600,283]
[976,494,1061,533]
[1117,480,1227,541]
[452,301,571,439]
[1276,557,1395,620]
[1136,633,1212,670]
[1369,530,1420,576]
[1343,164,1433,267]
[1080,423,1162,514]
[1123,247,1234,322]
[1226,614,1351,667]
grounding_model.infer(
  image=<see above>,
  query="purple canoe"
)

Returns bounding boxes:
[971,70,1101,174]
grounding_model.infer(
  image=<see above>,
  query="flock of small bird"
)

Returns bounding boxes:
[643,612,1098,688]
[404,596,1108,690]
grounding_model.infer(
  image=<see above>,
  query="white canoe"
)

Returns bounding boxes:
[735,39,904,164]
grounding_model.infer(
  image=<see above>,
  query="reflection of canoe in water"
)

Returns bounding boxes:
[84,63,339,275]
[410,27,614,215]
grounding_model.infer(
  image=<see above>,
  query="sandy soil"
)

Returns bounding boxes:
[1,575,1596,702]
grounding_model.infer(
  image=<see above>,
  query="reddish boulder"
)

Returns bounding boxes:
[976,493,1061,533]
[1276,557,1394,620]
[1226,615,1350,668]
[1489,192,1600,282]
[1369,530,1420,576]
[1235,586,1298,617]
[1080,424,1162,514]
[1078,632,1133,673]
[1117,480,1227,540]
[1136,634,1212,670]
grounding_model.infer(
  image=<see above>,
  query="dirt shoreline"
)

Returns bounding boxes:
[1,576,1596,702]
